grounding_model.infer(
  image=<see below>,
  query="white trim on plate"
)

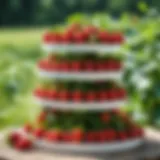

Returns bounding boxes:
[38,69,123,81]
[34,138,143,153]
[36,98,126,111]
[42,43,123,53]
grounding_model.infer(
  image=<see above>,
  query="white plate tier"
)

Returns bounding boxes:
[34,138,143,153]
[39,69,123,81]
[42,43,123,53]
[36,97,126,111]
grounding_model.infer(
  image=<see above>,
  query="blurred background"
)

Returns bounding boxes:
[0,0,159,129]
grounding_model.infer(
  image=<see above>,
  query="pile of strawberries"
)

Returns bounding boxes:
[31,127,143,143]
[38,59,122,72]
[8,126,143,151]
[8,132,32,151]
[43,24,124,44]
[34,88,126,102]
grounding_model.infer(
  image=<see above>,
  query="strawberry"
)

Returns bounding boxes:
[98,91,108,101]
[15,138,32,151]
[118,131,128,141]
[73,31,86,43]
[96,61,105,71]
[38,60,47,69]
[98,31,109,43]
[59,61,70,71]
[61,132,72,142]
[85,91,96,102]
[71,128,84,143]
[8,132,22,146]
[101,113,110,123]
[107,60,117,71]
[71,61,83,71]
[84,60,95,71]
[98,131,107,142]
[24,124,32,133]
[108,89,118,100]
[43,32,62,43]
[58,90,70,101]
[106,129,117,141]
[50,61,60,71]
[111,33,124,44]
[46,90,58,100]
[72,90,83,102]
[62,31,73,43]
[34,88,44,98]
[33,128,45,139]
[46,130,61,142]
[85,132,97,142]
[118,89,126,99]
[43,32,53,43]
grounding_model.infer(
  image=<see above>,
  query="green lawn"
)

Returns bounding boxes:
[0,27,46,47]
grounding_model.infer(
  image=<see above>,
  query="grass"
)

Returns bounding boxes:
[0,27,47,48]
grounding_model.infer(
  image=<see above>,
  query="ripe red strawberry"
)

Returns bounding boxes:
[85,132,97,142]
[8,132,22,146]
[24,124,33,133]
[49,61,60,71]
[130,128,143,138]
[118,89,126,99]
[38,60,47,69]
[62,31,73,43]
[111,33,124,44]
[101,113,110,123]
[85,91,96,102]
[98,91,108,101]
[34,88,44,97]
[96,61,105,71]
[118,131,128,141]
[72,90,83,101]
[108,89,118,100]
[33,128,45,139]
[59,61,70,71]
[43,32,53,43]
[98,31,109,43]
[46,90,58,100]
[71,61,83,71]
[58,90,70,101]
[37,111,47,123]
[106,129,117,141]
[83,26,98,37]
[43,32,62,43]
[73,31,86,43]
[15,138,32,151]
[84,60,95,71]
[46,130,61,142]
[97,131,107,142]
[71,128,84,143]
[61,132,72,142]
[107,60,117,71]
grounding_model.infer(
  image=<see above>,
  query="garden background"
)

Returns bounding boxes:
[0,0,159,129]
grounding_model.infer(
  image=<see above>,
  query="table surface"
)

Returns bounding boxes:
[0,128,160,160]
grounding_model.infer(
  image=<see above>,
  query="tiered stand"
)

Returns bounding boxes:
[8,24,144,153]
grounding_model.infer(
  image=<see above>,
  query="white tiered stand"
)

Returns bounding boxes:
[34,43,143,153]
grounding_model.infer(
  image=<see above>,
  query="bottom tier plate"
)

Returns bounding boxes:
[34,138,143,153]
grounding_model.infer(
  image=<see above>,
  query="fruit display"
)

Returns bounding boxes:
[7,24,143,152]
[43,24,124,44]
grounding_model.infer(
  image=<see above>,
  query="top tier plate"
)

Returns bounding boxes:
[42,43,123,53]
